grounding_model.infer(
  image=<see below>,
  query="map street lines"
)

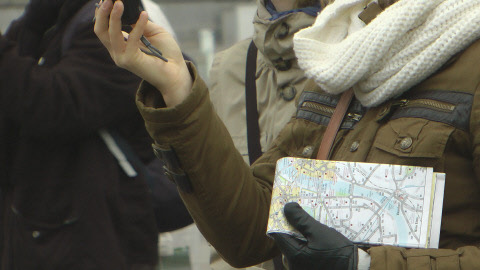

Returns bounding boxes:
[267,157,445,248]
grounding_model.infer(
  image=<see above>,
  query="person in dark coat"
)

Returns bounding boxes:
[0,0,163,269]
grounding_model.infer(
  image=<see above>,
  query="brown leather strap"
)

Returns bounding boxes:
[316,89,354,160]
[315,0,381,162]
[358,2,384,25]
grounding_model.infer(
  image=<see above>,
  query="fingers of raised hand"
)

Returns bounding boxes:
[125,12,149,57]
[94,1,140,70]
[107,0,126,61]
[94,0,113,48]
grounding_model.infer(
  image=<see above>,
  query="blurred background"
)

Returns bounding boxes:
[0,0,258,269]
[0,0,257,81]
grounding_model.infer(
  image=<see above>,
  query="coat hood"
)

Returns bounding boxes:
[253,0,320,68]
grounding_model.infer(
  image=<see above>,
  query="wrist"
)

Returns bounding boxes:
[157,61,193,108]
[161,82,192,108]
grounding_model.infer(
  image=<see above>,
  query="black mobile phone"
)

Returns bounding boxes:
[119,0,142,25]
[115,0,168,62]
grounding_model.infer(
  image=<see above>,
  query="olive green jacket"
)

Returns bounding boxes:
[207,1,316,268]
[136,37,480,270]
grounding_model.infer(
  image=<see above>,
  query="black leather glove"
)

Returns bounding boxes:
[23,0,68,32]
[271,202,358,270]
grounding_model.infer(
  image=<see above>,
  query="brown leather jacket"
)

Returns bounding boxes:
[137,38,480,270]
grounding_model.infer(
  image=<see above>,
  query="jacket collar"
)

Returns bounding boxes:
[253,0,319,67]
[265,0,321,20]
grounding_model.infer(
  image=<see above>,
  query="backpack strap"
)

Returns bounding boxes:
[245,40,262,165]
[245,40,286,270]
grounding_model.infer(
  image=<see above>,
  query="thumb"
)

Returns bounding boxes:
[270,232,305,253]
[284,202,335,243]
[142,20,183,61]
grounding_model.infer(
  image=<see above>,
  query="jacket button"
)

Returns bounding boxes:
[376,104,393,122]
[400,137,413,150]
[302,146,314,157]
[274,23,290,39]
[273,58,292,71]
[350,141,360,152]
[280,86,297,101]
[32,231,41,238]
[37,57,45,66]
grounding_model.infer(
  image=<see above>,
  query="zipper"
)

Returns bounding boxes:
[301,101,335,116]
[301,101,363,122]
[347,113,362,122]
[393,98,455,113]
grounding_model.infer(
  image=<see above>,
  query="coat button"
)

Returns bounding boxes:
[399,137,413,150]
[32,231,41,238]
[280,86,297,101]
[302,146,314,157]
[274,23,290,39]
[37,57,45,66]
[350,141,360,152]
[273,58,292,71]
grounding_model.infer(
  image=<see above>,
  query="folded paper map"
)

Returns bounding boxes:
[267,157,445,249]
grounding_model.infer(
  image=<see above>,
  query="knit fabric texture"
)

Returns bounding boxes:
[293,0,480,107]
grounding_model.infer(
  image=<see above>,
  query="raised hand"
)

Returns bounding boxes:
[94,0,192,107]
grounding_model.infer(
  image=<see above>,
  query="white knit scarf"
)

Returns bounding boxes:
[293,0,480,107]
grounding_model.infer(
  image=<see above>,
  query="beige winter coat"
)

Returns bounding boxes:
[209,0,316,164]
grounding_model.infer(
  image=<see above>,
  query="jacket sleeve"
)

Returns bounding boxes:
[368,246,480,270]
[0,20,141,140]
[136,63,281,268]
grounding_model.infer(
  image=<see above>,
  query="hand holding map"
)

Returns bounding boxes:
[271,202,358,270]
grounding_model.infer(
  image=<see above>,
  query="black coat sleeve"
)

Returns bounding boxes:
[0,20,142,141]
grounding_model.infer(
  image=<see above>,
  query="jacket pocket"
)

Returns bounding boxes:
[369,89,474,168]
[9,182,85,270]
[10,205,84,270]
[370,117,455,169]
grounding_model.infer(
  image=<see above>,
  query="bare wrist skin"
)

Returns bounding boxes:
[153,61,192,108]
